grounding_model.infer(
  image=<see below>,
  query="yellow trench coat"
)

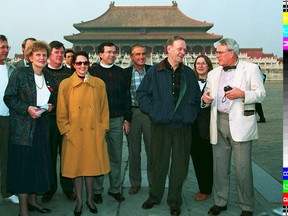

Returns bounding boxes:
[57,72,110,178]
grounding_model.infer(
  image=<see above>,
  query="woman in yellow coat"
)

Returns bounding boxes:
[57,51,110,216]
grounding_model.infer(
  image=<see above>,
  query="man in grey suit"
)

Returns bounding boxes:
[202,38,266,216]
[14,37,36,68]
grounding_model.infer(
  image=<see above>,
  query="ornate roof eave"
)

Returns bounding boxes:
[73,4,214,30]
[74,25,214,33]
[64,32,223,43]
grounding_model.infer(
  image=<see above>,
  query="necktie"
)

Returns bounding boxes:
[198,78,206,83]
[223,65,236,71]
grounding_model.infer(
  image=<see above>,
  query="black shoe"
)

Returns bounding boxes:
[208,205,227,215]
[28,203,52,213]
[93,194,103,204]
[142,200,158,209]
[108,192,125,202]
[86,201,98,214]
[73,205,82,216]
[257,118,266,123]
[65,192,76,201]
[240,211,253,216]
[41,192,54,202]
[170,208,181,216]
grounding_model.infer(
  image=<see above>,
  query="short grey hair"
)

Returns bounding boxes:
[218,38,239,56]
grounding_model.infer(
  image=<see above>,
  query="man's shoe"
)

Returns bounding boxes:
[42,192,54,202]
[4,195,19,204]
[129,186,141,195]
[257,118,266,123]
[194,192,210,201]
[170,208,181,216]
[65,192,76,201]
[240,211,253,216]
[108,192,125,202]
[93,194,103,204]
[208,205,227,215]
[142,200,158,209]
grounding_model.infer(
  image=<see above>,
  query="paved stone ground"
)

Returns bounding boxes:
[0,83,282,216]
[252,82,283,183]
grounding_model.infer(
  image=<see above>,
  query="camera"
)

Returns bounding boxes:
[224,85,232,92]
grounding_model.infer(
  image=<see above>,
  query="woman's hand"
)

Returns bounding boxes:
[27,106,41,119]
[47,103,53,113]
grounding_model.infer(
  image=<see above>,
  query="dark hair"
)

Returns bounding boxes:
[130,44,146,55]
[167,35,185,46]
[22,37,36,49]
[98,42,116,54]
[194,55,213,74]
[64,49,75,57]
[49,40,65,50]
[71,50,89,65]
[0,35,8,42]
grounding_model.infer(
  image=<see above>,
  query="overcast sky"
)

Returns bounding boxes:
[0,0,281,58]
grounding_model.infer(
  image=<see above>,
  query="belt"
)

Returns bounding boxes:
[132,106,140,108]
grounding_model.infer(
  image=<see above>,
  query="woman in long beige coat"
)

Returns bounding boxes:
[57,51,110,216]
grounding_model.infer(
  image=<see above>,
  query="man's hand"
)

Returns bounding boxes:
[203,91,214,104]
[225,87,245,100]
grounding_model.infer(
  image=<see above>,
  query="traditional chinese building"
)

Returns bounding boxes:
[64,1,223,54]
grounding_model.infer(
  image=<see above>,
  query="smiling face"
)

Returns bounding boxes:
[130,46,146,68]
[195,57,209,78]
[73,55,89,77]
[29,49,48,69]
[99,45,117,66]
[49,47,64,68]
[0,39,9,64]
[167,39,186,68]
[215,44,235,67]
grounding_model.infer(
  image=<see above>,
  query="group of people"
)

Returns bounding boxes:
[0,34,266,216]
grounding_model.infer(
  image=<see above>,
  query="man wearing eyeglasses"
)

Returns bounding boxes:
[0,35,19,204]
[202,38,266,216]
[90,42,132,203]
[42,40,75,203]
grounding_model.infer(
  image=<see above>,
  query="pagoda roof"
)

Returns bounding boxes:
[73,4,213,30]
[64,32,222,43]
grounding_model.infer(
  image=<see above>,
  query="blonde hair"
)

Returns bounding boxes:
[25,40,50,61]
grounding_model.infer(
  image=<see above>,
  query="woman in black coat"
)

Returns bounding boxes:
[4,41,56,216]
[191,55,214,201]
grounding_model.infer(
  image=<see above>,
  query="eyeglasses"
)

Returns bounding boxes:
[196,62,207,66]
[104,51,117,55]
[75,61,89,66]
[0,45,11,51]
[215,50,231,55]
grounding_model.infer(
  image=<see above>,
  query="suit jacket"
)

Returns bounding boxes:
[13,59,28,68]
[202,60,266,144]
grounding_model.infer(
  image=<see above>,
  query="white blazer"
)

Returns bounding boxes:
[203,60,266,144]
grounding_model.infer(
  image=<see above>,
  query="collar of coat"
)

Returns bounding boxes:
[70,72,95,88]
[156,57,184,72]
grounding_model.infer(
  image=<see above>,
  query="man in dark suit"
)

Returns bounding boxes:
[124,44,152,195]
[13,37,36,68]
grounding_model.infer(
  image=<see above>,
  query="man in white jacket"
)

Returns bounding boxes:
[202,38,266,216]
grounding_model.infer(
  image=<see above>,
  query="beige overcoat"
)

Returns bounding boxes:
[57,72,110,178]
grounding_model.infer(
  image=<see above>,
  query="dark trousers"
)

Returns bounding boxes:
[190,126,213,195]
[0,116,12,198]
[148,123,191,209]
[255,103,265,119]
[47,115,73,194]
